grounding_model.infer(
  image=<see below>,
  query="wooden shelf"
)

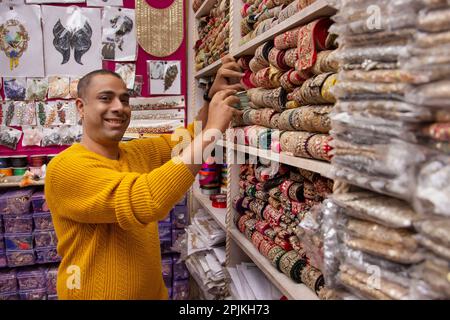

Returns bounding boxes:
[0,179,45,188]
[192,183,227,231]
[194,59,222,79]
[226,142,333,179]
[232,0,336,57]
[229,228,319,300]
[195,0,218,19]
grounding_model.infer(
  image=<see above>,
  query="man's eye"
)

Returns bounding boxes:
[121,99,130,105]
[100,96,110,101]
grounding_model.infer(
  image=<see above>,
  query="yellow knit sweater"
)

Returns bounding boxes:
[45,128,195,300]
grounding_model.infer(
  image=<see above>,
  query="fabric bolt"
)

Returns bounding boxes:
[278,0,300,23]
[238,56,253,70]
[268,47,290,71]
[280,131,333,161]
[284,48,299,68]
[291,72,336,105]
[270,113,281,129]
[274,27,301,49]
[297,18,332,72]
[311,50,339,75]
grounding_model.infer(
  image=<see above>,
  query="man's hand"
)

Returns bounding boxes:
[208,55,245,99]
[205,89,242,133]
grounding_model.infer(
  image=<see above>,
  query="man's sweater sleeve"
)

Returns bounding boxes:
[45,154,194,230]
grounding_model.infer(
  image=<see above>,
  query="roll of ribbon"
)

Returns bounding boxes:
[297,18,333,72]
[268,47,289,71]
[0,157,11,168]
[288,182,304,202]
[311,50,339,75]
[13,167,27,176]
[252,231,267,250]
[284,48,298,68]
[200,188,221,195]
[274,26,301,50]
[0,167,13,176]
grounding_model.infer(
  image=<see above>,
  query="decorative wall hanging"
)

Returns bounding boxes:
[87,0,123,7]
[148,60,181,95]
[115,63,136,90]
[42,6,102,77]
[0,5,44,77]
[136,0,183,57]
[102,7,136,61]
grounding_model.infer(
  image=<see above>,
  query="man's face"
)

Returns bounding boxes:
[77,74,131,145]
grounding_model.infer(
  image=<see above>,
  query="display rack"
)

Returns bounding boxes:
[188,0,337,300]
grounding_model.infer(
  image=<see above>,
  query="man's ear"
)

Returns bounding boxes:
[75,98,85,120]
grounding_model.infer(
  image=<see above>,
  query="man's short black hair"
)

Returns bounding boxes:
[77,69,123,99]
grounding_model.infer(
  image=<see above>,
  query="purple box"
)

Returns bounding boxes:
[3,215,33,233]
[6,250,35,267]
[0,215,3,232]
[163,275,172,289]
[34,230,58,248]
[0,234,4,251]
[0,249,6,267]
[171,229,185,246]
[0,291,19,300]
[161,255,173,278]
[33,212,54,231]
[19,288,47,300]
[4,233,33,250]
[47,294,58,300]
[0,270,17,293]
[172,280,189,300]
[35,247,61,264]
[31,191,49,213]
[17,268,46,291]
[160,237,172,254]
[176,195,187,206]
[158,222,172,239]
[45,267,58,295]
[172,255,189,280]
[0,188,34,215]
[171,206,188,229]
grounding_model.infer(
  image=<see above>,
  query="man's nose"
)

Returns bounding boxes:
[111,97,125,112]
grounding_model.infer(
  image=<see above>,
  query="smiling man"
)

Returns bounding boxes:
[45,59,243,300]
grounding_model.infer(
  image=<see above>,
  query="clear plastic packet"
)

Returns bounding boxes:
[418,7,450,32]
[69,78,80,99]
[414,156,450,217]
[333,100,434,123]
[406,80,450,107]
[22,102,37,126]
[322,199,342,288]
[336,28,416,47]
[338,69,429,84]
[21,126,44,147]
[417,234,450,260]
[414,254,450,298]
[331,80,407,100]
[331,191,422,229]
[41,127,62,147]
[334,46,408,64]
[414,29,450,48]
[413,217,450,247]
[47,76,70,99]
[26,78,48,101]
[331,165,412,200]
[331,111,419,142]
[116,63,136,89]
[59,125,79,145]
[0,126,22,149]
[343,235,425,265]
[3,77,26,100]
[2,102,16,126]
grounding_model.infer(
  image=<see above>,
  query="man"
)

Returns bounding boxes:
[45,56,243,299]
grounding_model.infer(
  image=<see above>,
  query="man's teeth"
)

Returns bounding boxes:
[107,119,123,124]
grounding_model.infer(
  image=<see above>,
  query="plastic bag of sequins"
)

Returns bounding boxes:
[26,78,48,101]
[22,126,44,147]
[41,127,62,147]
[69,78,80,99]
[0,126,22,150]
[47,76,70,99]
[59,125,78,145]
[3,78,26,100]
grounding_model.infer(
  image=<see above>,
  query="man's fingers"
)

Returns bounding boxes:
[223,95,240,106]
[226,83,245,91]
[221,55,235,64]
[220,69,245,79]
[214,89,238,100]
[222,61,242,72]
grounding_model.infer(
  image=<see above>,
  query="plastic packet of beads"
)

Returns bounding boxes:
[417,7,450,32]
[21,126,43,147]
[129,75,143,97]
[19,288,47,300]
[34,230,58,249]
[338,69,429,85]
[0,270,17,294]
[3,77,26,100]
[26,78,48,101]
[69,78,80,99]
[413,155,450,217]
[58,125,79,145]
[334,46,408,65]
[0,250,6,268]
[412,254,450,298]
[45,267,58,295]
[16,268,46,291]
[331,80,407,100]
[0,126,22,150]
[337,27,416,47]
[1,102,17,126]
[296,205,324,271]
[6,250,35,267]
[3,215,33,233]
[35,247,61,264]
[41,127,62,147]
[47,76,70,99]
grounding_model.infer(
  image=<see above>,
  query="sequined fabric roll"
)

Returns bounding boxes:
[311,50,339,75]
[274,26,301,49]
[291,72,337,105]
[280,131,333,161]
[268,48,290,71]
[284,48,298,68]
